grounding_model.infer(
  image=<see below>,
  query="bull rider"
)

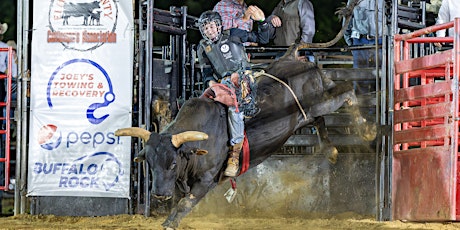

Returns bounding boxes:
[197,10,262,177]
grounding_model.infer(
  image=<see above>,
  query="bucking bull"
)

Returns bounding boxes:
[115,45,376,229]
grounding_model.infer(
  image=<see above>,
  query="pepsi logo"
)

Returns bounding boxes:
[38,124,62,150]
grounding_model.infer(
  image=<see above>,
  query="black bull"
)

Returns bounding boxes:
[115,55,376,229]
[62,1,100,26]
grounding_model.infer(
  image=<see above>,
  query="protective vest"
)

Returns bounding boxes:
[273,0,300,46]
[201,35,249,79]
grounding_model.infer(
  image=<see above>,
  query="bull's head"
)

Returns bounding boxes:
[115,128,208,200]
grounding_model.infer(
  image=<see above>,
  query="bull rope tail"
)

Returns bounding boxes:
[253,71,307,121]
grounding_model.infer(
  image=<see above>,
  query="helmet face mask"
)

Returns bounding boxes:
[199,11,222,43]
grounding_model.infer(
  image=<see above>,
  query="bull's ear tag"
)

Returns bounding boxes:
[224,187,237,203]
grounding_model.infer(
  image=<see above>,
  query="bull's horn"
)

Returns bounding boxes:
[171,131,209,148]
[115,127,151,142]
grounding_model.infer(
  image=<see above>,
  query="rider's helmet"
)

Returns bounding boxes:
[198,11,222,43]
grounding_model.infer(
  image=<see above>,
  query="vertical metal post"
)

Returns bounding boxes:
[143,0,154,217]
[376,0,387,221]
[137,0,147,216]
[169,6,176,62]
[17,0,30,215]
[453,17,460,218]
[180,6,187,100]
[420,0,426,57]
[14,0,23,216]
[190,44,196,96]
[388,0,399,219]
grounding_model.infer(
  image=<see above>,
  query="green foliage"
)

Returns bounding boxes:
[0,0,17,41]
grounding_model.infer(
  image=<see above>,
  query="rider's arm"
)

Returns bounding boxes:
[197,41,217,87]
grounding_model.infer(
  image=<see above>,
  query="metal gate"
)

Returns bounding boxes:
[0,47,14,191]
[393,18,460,220]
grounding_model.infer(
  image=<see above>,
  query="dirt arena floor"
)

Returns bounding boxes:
[0,212,460,229]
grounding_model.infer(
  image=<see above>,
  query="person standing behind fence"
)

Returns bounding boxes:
[269,0,315,45]
[343,0,384,69]
[0,22,16,101]
[213,0,273,46]
[268,0,315,62]
[434,0,460,48]
[5,40,16,102]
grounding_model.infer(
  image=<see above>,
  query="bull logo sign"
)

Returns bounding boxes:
[48,0,118,51]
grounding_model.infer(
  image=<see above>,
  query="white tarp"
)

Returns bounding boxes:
[28,0,133,198]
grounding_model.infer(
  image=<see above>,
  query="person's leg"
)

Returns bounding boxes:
[352,37,371,68]
[224,106,244,177]
[352,37,377,94]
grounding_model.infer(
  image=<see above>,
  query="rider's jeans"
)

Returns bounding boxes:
[228,106,244,146]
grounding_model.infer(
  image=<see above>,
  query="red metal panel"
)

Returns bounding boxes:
[406,37,454,44]
[395,51,453,74]
[408,67,449,76]
[394,81,452,103]
[394,102,451,123]
[393,146,455,220]
[395,21,454,41]
[394,124,450,145]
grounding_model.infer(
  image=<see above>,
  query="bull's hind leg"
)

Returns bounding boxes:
[307,85,376,143]
[312,116,338,164]
[342,91,377,142]
[329,84,376,142]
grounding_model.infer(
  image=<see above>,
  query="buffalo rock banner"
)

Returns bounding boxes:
[28,0,133,198]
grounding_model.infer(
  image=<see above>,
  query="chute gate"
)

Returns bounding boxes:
[392,18,460,220]
[0,47,13,191]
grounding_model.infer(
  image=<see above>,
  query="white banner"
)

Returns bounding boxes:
[28,0,133,198]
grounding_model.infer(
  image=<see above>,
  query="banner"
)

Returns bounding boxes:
[28,0,133,198]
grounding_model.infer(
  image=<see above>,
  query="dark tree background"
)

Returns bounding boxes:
[0,0,17,42]
[0,0,347,45]
[154,0,348,45]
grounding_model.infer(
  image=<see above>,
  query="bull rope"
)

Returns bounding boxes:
[253,71,308,121]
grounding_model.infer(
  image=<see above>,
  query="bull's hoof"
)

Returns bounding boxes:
[359,123,377,142]
[324,146,339,164]
[316,145,338,164]
[345,97,358,106]
[162,220,177,230]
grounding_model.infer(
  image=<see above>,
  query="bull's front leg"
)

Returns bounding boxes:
[162,178,217,230]
[162,193,197,230]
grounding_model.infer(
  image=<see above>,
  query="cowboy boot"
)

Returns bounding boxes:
[224,141,243,177]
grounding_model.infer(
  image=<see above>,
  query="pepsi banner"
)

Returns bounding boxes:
[28,0,133,198]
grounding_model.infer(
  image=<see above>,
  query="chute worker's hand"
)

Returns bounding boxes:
[271,15,282,27]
